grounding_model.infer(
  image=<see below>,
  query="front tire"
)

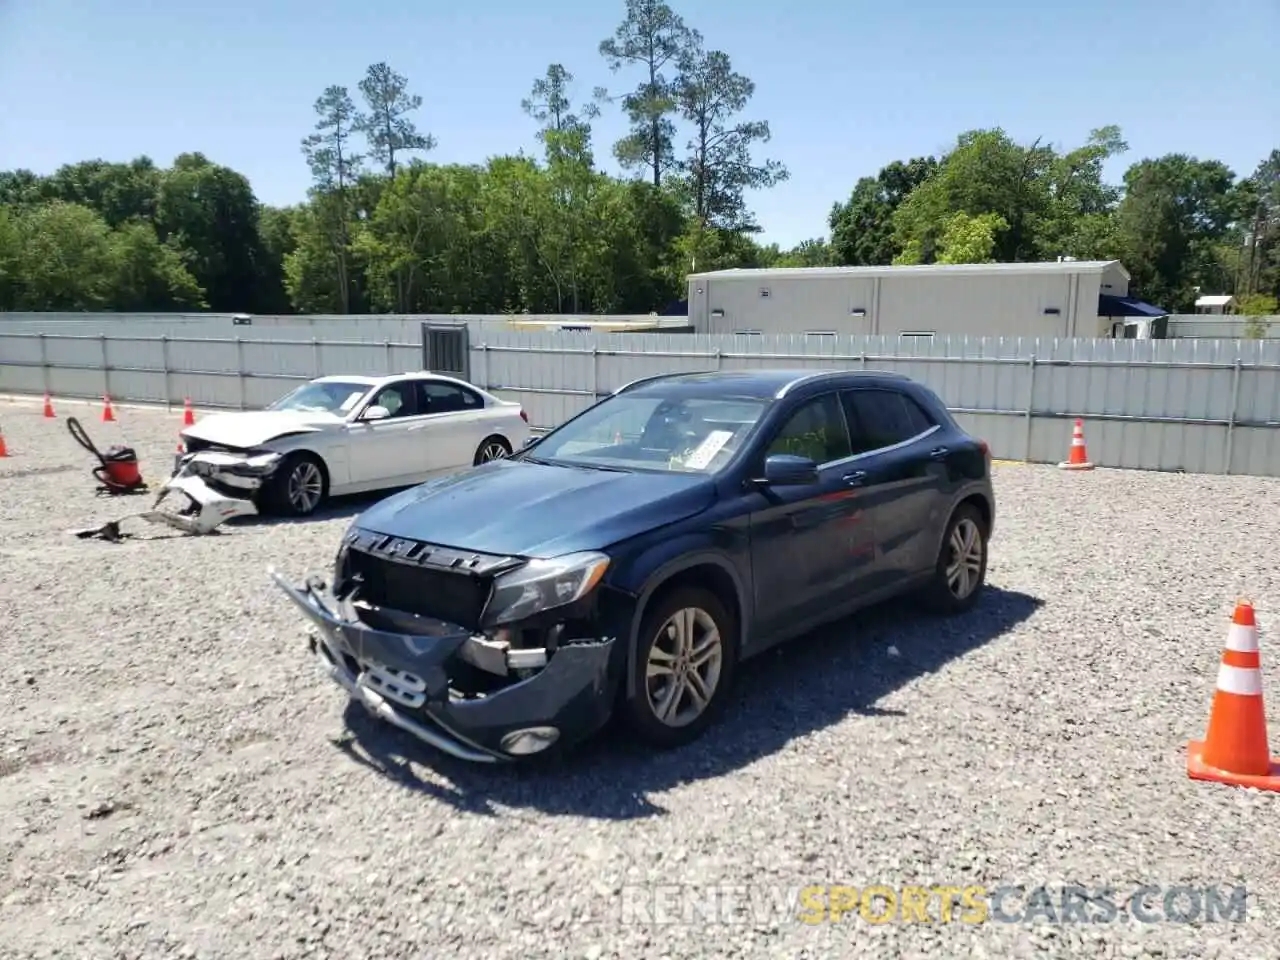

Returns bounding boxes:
[263,452,328,518]
[920,503,988,614]
[621,587,738,749]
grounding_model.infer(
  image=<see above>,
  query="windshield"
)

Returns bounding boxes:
[527,392,771,474]
[267,380,371,415]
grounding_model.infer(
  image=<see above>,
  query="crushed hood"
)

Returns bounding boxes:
[181,410,341,449]
[353,457,716,558]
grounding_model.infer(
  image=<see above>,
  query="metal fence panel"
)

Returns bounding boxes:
[6,324,1280,476]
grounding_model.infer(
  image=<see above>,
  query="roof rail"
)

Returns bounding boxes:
[612,372,685,395]
[775,368,908,398]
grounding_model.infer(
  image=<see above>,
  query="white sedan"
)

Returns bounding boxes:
[177,372,532,517]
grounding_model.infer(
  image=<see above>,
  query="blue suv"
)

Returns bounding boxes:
[273,368,995,762]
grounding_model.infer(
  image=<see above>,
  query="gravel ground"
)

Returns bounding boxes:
[2,395,1280,960]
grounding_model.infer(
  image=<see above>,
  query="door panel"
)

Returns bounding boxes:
[840,388,949,583]
[415,380,487,473]
[747,392,875,638]
[346,382,430,486]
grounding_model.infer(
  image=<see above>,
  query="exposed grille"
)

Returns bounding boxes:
[347,547,492,629]
[184,436,216,454]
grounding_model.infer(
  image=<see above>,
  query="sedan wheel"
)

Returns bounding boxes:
[645,607,724,728]
[264,452,328,518]
[622,586,738,748]
[287,460,325,514]
[474,437,513,465]
[945,517,984,600]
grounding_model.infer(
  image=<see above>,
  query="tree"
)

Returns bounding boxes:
[154,152,270,312]
[598,0,696,187]
[0,204,22,309]
[107,220,207,310]
[1236,150,1280,298]
[1115,154,1238,310]
[9,202,120,310]
[301,85,365,312]
[522,64,601,144]
[829,158,938,266]
[890,128,1059,265]
[353,63,435,177]
[934,212,1009,264]
[1239,292,1277,338]
[672,41,787,233]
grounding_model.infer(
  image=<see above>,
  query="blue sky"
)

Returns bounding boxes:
[1,0,1277,249]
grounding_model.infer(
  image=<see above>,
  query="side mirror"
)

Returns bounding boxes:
[761,453,819,486]
[362,405,391,421]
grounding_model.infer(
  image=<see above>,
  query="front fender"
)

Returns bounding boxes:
[608,532,751,695]
[267,431,349,488]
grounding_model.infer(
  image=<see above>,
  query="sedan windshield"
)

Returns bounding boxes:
[527,392,771,474]
[268,380,371,415]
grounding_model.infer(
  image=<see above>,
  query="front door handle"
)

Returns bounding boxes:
[842,470,867,487]
[929,446,949,460]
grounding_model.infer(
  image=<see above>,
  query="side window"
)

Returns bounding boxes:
[369,383,417,419]
[765,393,852,465]
[418,381,482,414]
[842,389,936,453]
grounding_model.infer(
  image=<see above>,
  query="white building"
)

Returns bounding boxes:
[1194,294,1236,314]
[686,260,1169,340]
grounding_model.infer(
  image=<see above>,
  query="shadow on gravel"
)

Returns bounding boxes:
[233,488,408,528]
[334,585,1042,819]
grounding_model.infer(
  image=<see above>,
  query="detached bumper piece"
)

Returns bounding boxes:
[269,569,616,763]
[70,468,260,541]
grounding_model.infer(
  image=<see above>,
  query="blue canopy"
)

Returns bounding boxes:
[1099,293,1168,317]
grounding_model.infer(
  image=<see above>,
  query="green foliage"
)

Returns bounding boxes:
[0,2,1274,318]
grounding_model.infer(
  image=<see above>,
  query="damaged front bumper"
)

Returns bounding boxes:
[269,569,618,763]
[173,449,284,494]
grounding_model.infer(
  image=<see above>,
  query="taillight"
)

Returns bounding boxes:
[519,409,529,423]
[978,439,990,459]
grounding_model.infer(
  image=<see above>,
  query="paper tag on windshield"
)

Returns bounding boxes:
[681,430,734,470]
[339,391,364,413]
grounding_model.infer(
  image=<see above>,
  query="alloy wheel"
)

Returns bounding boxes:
[945,517,984,599]
[645,607,724,728]
[288,461,324,513]
[480,442,510,462]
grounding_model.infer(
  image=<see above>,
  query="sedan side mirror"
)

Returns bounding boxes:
[761,453,819,486]
[361,405,391,421]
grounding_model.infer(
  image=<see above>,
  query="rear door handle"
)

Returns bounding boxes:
[842,470,867,487]
[929,447,949,460]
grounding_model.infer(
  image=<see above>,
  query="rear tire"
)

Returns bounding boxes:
[262,452,328,518]
[621,586,738,750]
[474,436,513,465]
[919,503,988,614]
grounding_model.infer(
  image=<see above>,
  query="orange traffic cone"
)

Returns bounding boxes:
[182,397,195,426]
[1057,418,1093,471]
[1186,600,1280,792]
[101,395,116,423]
[42,393,56,418]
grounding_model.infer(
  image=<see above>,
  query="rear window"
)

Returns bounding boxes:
[842,389,936,453]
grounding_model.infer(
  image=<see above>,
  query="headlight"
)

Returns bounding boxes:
[227,452,284,476]
[483,551,610,626]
